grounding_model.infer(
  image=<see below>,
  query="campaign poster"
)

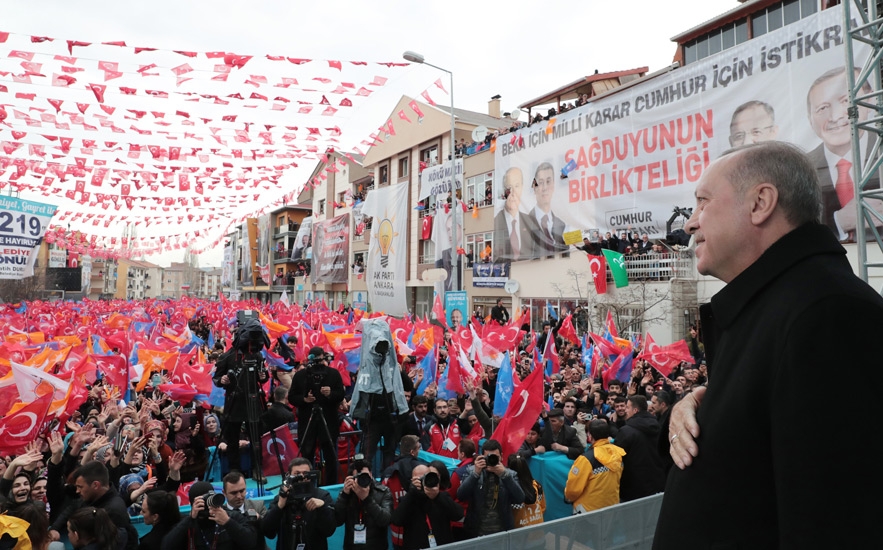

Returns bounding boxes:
[0,196,56,279]
[290,216,313,261]
[472,261,510,288]
[362,182,409,315]
[311,213,350,284]
[493,8,872,260]
[445,290,468,330]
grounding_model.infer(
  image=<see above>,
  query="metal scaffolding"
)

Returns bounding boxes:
[844,0,883,290]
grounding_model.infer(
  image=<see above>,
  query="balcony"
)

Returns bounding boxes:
[616,251,694,282]
[273,250,292,263]
[275,222,299,237]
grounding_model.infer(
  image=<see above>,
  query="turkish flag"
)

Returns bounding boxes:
[421,215,432,240]
[92,355,128,391]
[490,364,544,460]
[0,393,52,454]
[261,424,299,477]
[588,254,607,295]
[637,333,695,378]
[557,315,580,347]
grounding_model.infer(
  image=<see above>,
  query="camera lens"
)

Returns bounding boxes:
[486,454,500,468]
[422,472,440,489]
[356,472,373,488]
[205,492,226,508]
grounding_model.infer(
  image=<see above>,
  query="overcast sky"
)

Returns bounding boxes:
[1,0,738,266]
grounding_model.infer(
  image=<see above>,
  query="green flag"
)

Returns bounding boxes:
[601,249,629,288]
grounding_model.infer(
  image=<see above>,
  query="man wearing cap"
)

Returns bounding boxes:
[533,409,584,460]
[288,346,346,485]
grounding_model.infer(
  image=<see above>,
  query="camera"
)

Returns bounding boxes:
[421,471,440,489]
[485,454,500,468]
[281,473,314,501]
[197,492,226,519]
[356,472,373,488]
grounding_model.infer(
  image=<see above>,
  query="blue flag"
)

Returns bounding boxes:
[493,352,514,417]
[207,329,216,349]
[581,334,593,368]
[416,348,438,395]
[436,363,455,400]
[546,301,559,321]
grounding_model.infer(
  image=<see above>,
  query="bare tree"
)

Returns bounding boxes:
[0,268,49,303]
[596,280,672,338]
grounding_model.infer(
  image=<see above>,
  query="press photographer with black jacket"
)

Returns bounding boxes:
[212,318,271,476]
[288,346,345,484]
[262,458,336,550]
[334,456,392,550]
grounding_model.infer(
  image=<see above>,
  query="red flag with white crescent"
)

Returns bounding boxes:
[261,425,299,477]
[588,254,607,295]
[0,392,52,454]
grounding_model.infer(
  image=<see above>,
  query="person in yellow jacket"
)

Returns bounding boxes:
[564,419,626,514]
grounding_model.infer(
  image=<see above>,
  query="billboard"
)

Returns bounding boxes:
[0,196,56,280]
[493,8,871,260]
[311,213,350,284]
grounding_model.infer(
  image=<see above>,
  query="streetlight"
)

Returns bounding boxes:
[402,50,461,291]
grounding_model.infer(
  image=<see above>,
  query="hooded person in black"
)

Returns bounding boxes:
[614,396,665,502]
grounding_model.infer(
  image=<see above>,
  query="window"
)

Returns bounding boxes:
[465,231,493,265]
[465,172,494,207]
[398,156,409,179]
[379,164,389,185]
[783,0,800,24]
[421,146,438,166]
[318,199,325,215]
[752,13,768,37]
[767,3,783,31]
[721,25,735,50]
[419,240,435,265]
[707,29,722,55]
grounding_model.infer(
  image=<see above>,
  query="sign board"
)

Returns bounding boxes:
[0,196,56,279]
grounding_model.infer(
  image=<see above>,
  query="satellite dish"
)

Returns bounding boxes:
[421,268,448,282]
[510,109,522,120]
[504,279,520,294]
[472,126,488,143]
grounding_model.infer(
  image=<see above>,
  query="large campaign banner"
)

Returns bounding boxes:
[290,216,313,261]
[311,213,350,284]
[362,182,409,315]
[0,196,56,279]
[494,7,871,260]
[222,245,234,287]
[418,158,464,201]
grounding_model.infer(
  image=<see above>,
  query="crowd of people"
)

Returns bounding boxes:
[0,288,706,550]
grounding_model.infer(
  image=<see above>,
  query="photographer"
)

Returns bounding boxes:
[391,464,463,549]
[288,346,345,485]
[212,318,271,477]
[161,481,255,550]
[350,319,410,470]
[221,471,267,550]
[263,458,336,550]
[456,439,525,538]
[334,455,392,550]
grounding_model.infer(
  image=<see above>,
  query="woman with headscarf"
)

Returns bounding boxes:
[0,449,42,509]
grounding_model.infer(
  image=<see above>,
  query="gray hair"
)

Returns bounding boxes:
[723,141,822,226]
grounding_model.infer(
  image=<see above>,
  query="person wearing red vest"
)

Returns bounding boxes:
[428,399,461,459]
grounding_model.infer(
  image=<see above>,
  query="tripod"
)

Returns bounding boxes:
[298,402,339,485]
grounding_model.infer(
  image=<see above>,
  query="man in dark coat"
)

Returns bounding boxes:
[262,385,296,433]
[657,142,883,548]
[532,408,584,460]
[615,396,665,502]
[288,346,345,485]
[212,319,271,475]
